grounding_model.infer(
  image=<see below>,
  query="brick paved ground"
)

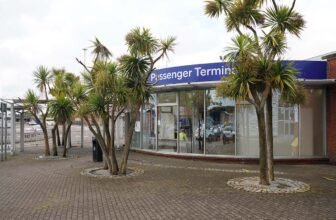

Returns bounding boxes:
[0,141,335,219]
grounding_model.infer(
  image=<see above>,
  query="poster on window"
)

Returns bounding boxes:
[135,121,141,132]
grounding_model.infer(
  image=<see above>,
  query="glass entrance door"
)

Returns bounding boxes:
[179,91,205,154]
[157,105,177,152]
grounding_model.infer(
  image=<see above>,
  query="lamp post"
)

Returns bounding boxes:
[83,47,88,66]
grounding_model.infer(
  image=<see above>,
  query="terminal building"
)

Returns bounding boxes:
[130,54,336,164]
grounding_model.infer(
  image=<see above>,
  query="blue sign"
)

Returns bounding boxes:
[149,61,327,85]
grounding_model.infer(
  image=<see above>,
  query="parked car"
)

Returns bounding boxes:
[195,124,222,142]
[222,125,235,144]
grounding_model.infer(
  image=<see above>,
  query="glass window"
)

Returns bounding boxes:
[131,110,141,149]
[158,105,177,152]
[158,92,176,104]
[272,92,299,157]
[205,89,235,155]
[300,88,325,156]
[142,95,156,150]
[179,90,204,154]
[236,102,259,156]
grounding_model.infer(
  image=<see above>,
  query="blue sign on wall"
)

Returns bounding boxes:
[149,61,327,86]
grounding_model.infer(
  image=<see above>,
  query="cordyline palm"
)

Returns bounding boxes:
[51,69,80,97]
[76,38,119,174]
[118,27,176,175]
[262,1,305,181]
[22,89,51,156]
[50,69,80,154]
[50,69,66,97]
[33,66,52,101]
[206,0,305,185]
[49,96,75,157]
[95,62,126,175]
[91,38,112,66]
[218,35,272,185]
[78,56,126,175]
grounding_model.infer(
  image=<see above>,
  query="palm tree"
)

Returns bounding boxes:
[76,38,127,175]
[91,38,113,66]
[206,0,305,185]
[49,95,75,157]
[74,32,175,175]
[118,27,176,174]
[33,66,52,101]
[262,1,305,181]
[50,69,80,149]
[22,89,51,156]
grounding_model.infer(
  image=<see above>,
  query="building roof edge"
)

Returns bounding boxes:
[322,53,336,60]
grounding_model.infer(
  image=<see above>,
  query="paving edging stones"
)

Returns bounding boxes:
[34,155,75,160]
[81,167,144,179]
[227,176,310,193]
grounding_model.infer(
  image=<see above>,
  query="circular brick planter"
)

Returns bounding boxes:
[81,167,144,179]
[227,176,310,193]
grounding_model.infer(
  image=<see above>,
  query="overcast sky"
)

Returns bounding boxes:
[0,0,335,99]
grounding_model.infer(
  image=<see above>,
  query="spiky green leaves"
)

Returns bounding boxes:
[118,55,150,80]
[33,65,52,99]
[23,89,41,115]
[225,34,259,69]
[93,61,118,94]
[204,0,233,17]
[271,61,297,91]
[118,55,151,103]
[51,69,80,99]
[271,61,305,105]
[120,27,176,106]
[261,31,287,56]
[49,95,75,124]
[91,37,112,61]
[264,5,305,37]
[125,27,159,57]
[217,71,256,101]
[159,36,177,59]
[227,0,264,30]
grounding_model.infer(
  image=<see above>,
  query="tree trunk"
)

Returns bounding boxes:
[103,117,113,174]
[103,159,109,169]
[110,115,119,175]
[96,135,113,173]
[63,122,73,157]
[67,124,72,148]
[56,125,61,146]
[84,116,114,175]
[33,115,50,156]
[256,108,270,185]
[61,131,64,146]
[120,107,138,175]
[51,124,58,156]
[266,93,274,181]
[42,126,50,156]
[62,123,67,157]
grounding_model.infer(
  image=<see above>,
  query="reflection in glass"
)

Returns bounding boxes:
[158,92,176,104]
[300,88,325,156]
[158,105,177,152]
[131,110,141,149]
[143,95,156,150]
[272,92,299,156]
[140,88,325,158]
[236,102,259,156]
[179,91,204,154]
[205,89,235,155]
